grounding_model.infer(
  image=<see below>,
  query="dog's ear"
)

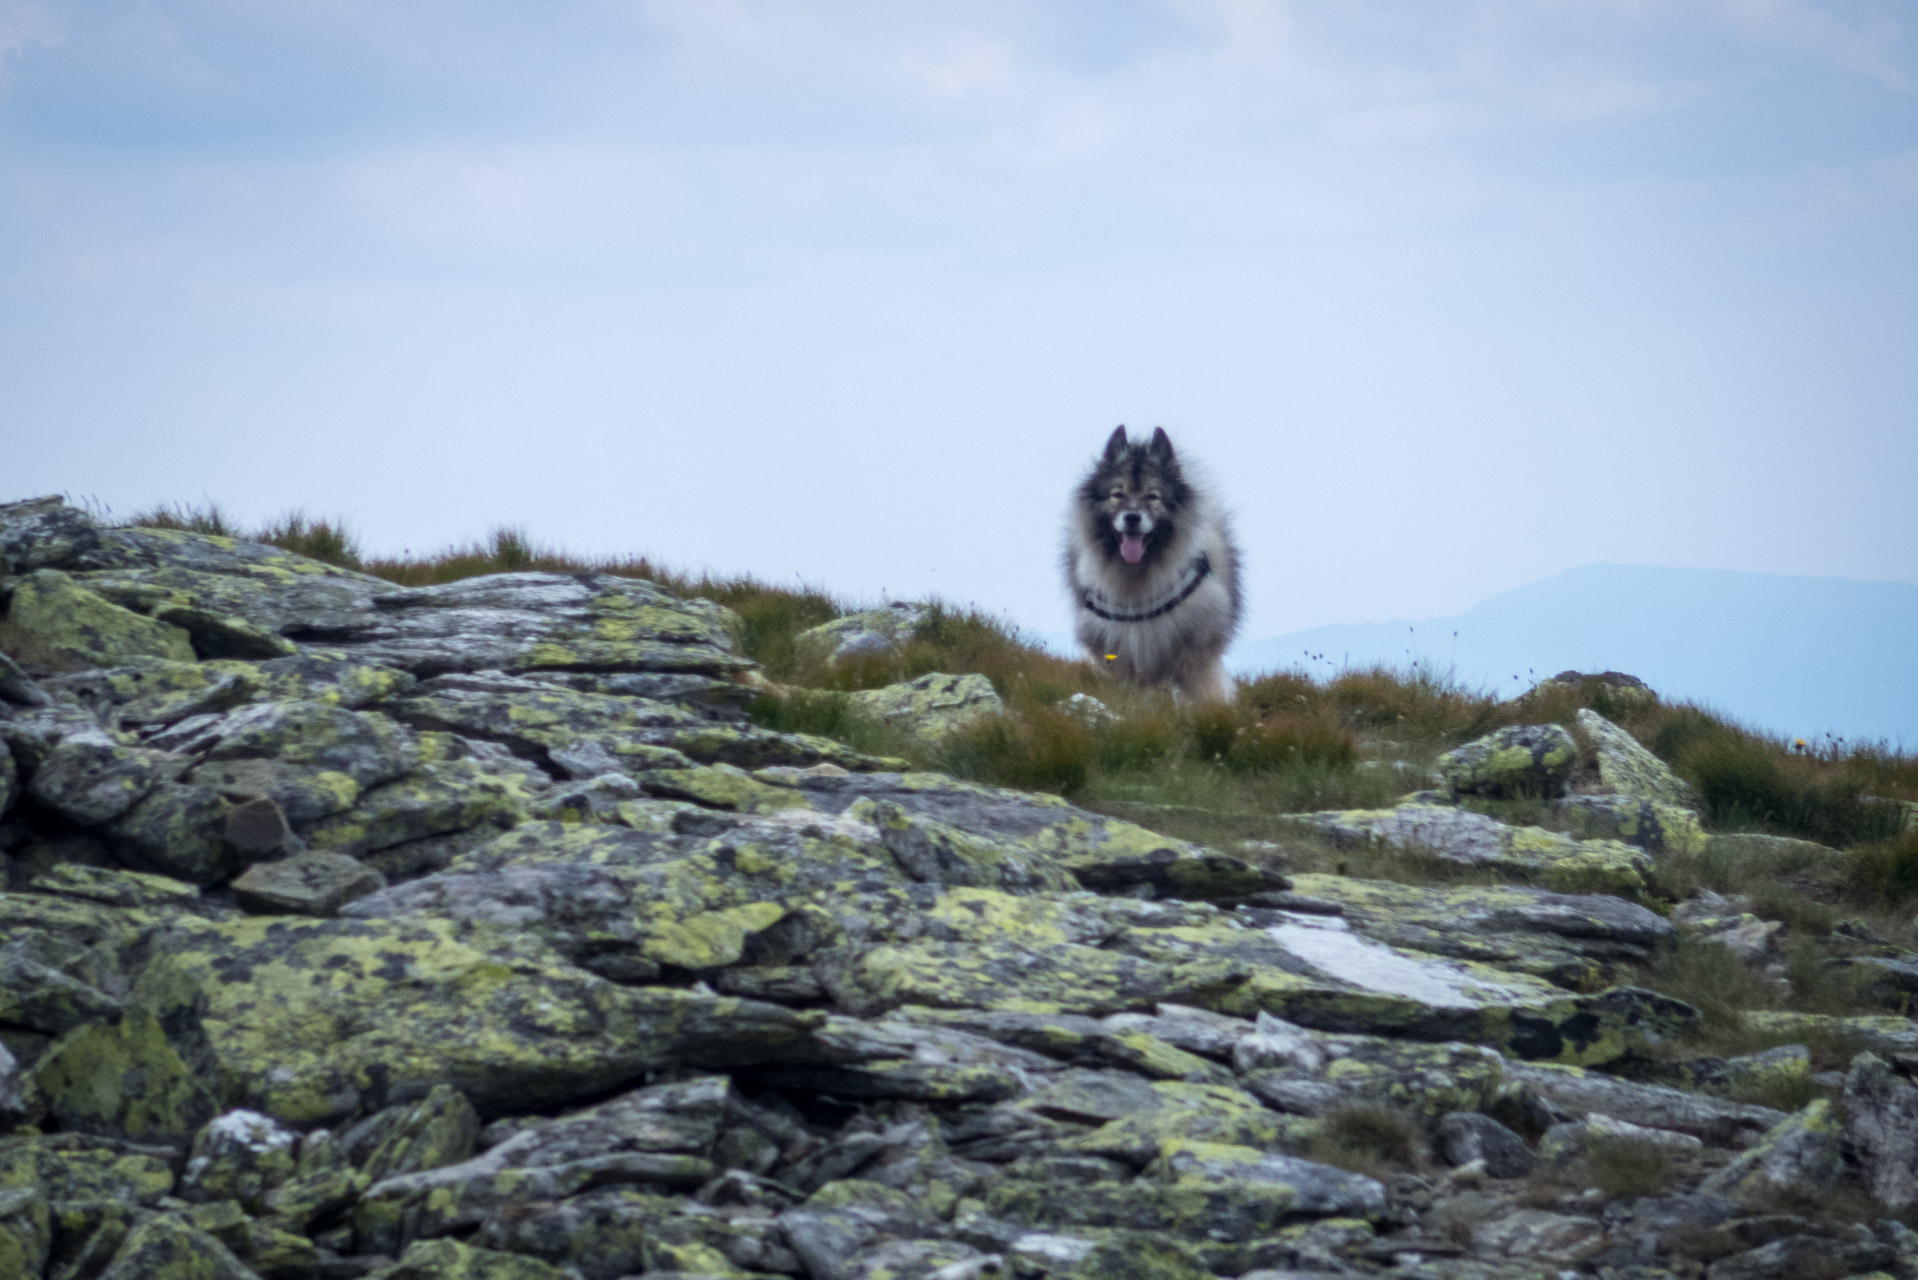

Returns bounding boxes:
[1103,426,1129,462]
[1147,427,1176,464]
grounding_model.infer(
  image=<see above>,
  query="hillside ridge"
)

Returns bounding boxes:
[3,494,1918,1280]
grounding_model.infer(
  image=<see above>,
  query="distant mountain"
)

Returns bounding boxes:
[1227,563,1918,745]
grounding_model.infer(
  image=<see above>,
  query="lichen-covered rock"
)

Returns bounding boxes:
[347,1083,482,1183]
[183,1199,323,1279]
[1469,1207,1608,1267]
[302,758,535,859]
[1117,910,1695,1064]
[94,1212,263,1280]
[28,1011,220,1139]
[104,780,243,885]
[1276,874,1672,989]
[799,770,1279,900]
[1283,804,1651,894]
[5,568,197,666]
[181,1109,301,1209]
[129,913,818,1126]
[1439,724,1577,799]
[66,518,397,625]
[1573,709,1699,808]
[1699,830,1841,868]
[43,652,415,727]
[1499,1060,1783,1146]
[1843,1052,1918,1211]
[475,1185,797,1279]
[284,571,749,678]
[779,1178,946,1280]
[228,850,387,915]
[0,1186,50,1279]
[1538,1111,1701,1164]
[848,673,1005,744]
[356,1074,727,1251]
[987,1140,1386,1240]
[1832,952,1918,1011]
[1706,1235,1894,1280]
[0,929,123,1033]
[0,494,104,573]
[1740,1011,1918,1057]
[795,602,930,666]
[0,1131,176,1202]
[767,1016,1064,1103]
[870,800,1078,892]
[24,722,170,827]
[1697,1098,1845,1207]
[1552,793,1706,856]
[1239,1018,1506,1120]
[368,1238,574,1280]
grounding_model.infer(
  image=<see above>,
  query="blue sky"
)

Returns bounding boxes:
[4,1,1915,646]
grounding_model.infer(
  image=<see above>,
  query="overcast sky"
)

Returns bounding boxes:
[4,1,1914,645]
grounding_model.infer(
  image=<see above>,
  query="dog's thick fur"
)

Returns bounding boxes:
[1063,426,1243,703]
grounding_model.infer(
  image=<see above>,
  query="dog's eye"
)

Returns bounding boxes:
[1145,492,1161,502]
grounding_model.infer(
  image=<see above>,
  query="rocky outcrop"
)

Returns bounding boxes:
[3,496,1915,1279]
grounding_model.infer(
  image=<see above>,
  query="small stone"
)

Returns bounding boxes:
[230,850,387,915]
[1439,1112,1536,1178]
[224,796,295,856]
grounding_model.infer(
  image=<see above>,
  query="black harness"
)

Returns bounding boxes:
[1080,552,1213,623]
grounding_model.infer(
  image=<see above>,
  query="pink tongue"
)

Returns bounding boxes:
[1120,534,1146,564]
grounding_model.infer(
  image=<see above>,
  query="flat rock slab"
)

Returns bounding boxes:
[800,771,1281,900]
[129,913,818,1126]
[1114,912,1696,1065]
[1276,874,1673,989]
[282,572,750,678]
[230,851,387,915]
[1283,803,1652,894]
[1500,1060,1785,1145]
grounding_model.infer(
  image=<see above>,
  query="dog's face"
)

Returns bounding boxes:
[1078,426,1192,566]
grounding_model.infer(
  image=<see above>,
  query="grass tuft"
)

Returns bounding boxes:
[1304,1104,1427,1180]
[256,511,363,570]
[1582,1134,1679,1198]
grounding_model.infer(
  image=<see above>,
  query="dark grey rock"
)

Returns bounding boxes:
[0,495,102,574]
[1439,1112,1536,1178]
[1844,1051,1918,1211]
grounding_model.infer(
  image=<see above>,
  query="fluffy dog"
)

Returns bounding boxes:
[1063,426,1243,703]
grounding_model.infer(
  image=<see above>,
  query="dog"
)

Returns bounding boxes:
[1063,426,1243,703]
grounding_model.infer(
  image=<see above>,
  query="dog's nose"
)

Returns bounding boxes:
[1122,512,1142,531]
